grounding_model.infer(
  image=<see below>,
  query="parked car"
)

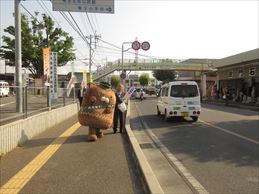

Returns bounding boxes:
[157,81,201,122]
[0,81,10,97]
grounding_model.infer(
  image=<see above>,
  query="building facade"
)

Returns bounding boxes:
[213,48,259,103]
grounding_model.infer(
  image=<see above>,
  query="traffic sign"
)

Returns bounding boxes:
[52,0,114,14]
[141,41,150,51]
[120,72,126,79]
[132,41,141,51]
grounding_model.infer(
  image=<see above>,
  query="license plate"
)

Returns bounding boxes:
[181,112,189,117]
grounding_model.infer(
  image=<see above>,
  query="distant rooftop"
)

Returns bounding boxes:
[212,48,259,68]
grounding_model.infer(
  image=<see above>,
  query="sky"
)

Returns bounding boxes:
[0,0,258,74]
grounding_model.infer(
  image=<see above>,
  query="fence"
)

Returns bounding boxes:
[0,86,78,125]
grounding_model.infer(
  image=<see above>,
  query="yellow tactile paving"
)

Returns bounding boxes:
[0,122,81,194]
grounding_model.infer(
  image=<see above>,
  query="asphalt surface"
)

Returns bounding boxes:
[131,98,259,194]
[0,96,74,125]
[0,115,145,194]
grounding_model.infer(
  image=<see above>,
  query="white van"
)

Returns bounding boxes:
[0,81,10,97]
[157,81,201,122]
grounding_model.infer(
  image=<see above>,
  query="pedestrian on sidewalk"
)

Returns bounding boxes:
[77,84,86,107]
[113,84,125,133]
[223,86,230,106]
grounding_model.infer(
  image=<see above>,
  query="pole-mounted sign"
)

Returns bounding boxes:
[132,41,141,51]
[132,40,150,51]
[141,41,150,51]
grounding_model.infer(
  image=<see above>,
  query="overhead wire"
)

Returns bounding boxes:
[20,4,41,24]
[68,12,90,45]
[38,0,60,26]
[85,12,95,34]
[80,13,90,35]
[89,13,97,33]
[94,14,100,33]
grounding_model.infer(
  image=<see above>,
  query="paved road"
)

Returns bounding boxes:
[0,115,145,194]
[130,98,259,194]
[0,96,75,125]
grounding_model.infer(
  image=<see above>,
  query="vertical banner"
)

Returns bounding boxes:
[43,48,50,86]
[81,69,87,88]
[50,52,58,103]
[90,74,93,83]
[66,62,75,96]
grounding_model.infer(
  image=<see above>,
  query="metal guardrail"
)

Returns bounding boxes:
[0,86,77,125]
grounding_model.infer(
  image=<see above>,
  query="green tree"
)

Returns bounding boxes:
[152,70,176,83]
[110,75,120,88]
[139,73,150,87]
[0,13,75,78]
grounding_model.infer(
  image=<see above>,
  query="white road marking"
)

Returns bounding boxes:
[0,101,15,107]
[199,119,259,145]
[202,107,259,120]
[134,102,209,194]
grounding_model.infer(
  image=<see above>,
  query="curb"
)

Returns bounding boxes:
[125,100,164,194]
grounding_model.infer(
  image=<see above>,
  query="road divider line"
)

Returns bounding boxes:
[0,101,15,107]
[134,102,209,194]
[199,119,259,145]
[0,122,81,194]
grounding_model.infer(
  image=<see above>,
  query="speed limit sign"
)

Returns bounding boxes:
[141,41,150,51]
[132,41,141,51]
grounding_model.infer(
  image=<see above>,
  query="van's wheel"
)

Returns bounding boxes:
[164,110,169,122]
[157,106,161,116]
[191,116,198,122]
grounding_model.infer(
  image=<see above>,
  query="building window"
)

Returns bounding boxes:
[238,69,243,77]
[228,70,233,78]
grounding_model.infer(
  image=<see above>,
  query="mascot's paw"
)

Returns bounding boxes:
[88,134,98,141]
[97,131,104,138]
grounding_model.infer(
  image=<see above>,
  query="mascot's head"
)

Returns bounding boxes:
[78,82,116,129]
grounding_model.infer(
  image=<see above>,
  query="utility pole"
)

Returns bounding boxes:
[89,35,92,78]
[15,0,23,112]
[88,34,101,82]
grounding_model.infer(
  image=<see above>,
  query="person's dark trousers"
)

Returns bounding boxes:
[79,97,83,107]
[113,107,124,133]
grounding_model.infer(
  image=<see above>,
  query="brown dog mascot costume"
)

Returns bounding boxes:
[78,82,116,141]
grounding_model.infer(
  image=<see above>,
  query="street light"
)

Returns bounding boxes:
[121,42,132,72]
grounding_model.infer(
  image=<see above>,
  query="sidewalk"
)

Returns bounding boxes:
[0,115,145,194]
[203,99,259,111]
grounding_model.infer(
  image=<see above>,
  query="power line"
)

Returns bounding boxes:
[20,4,41,24]
[94,14,100,33]
[60,11,89,47]
[85,12,95,34]
[89,13,97,33]
[68,12,90,45]
[80,13,90,35]
[38,0,60,26]
[98,38,159,59]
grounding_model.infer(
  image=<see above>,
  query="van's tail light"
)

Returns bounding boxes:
[197,111,200,114]
[193,111,196,114]
[174,111,177,115]
[169,111,173,115]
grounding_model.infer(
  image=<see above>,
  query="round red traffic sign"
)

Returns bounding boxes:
[132,41,141,51]
[141,41,150,51]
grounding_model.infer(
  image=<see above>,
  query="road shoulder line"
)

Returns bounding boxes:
[134,101,209,194]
